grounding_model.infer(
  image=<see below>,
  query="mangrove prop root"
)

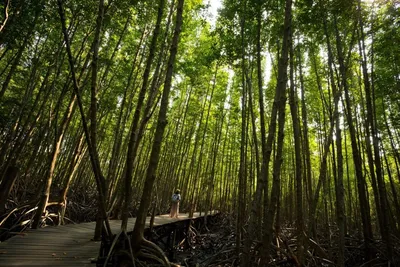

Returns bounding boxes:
[140,238,171,266]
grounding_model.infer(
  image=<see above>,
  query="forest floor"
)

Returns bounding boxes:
[170,213,400,267]
[173,213,238,267]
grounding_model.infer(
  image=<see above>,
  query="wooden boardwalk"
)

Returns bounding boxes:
[0,212,204,266]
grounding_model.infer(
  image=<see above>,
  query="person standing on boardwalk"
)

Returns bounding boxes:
[170,189,181,218]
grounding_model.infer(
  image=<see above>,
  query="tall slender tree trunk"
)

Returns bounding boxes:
[244,1,270,263]
[382,101,400,184]
[357,0,392,258]
[383,146,400,228]
[57,0,111,237]
[121,0,165,231]
[32,92,77,229]
[334,63,345,267]
[334,15,374,261]
[89,0,108,240]
[237,0,247,256]
[131,0,184,244]
[298,48,312,218]
[261,0,292,264]
[106,29,147,208]
[288,35,304,265]
[58,133,86,225]
[189,65,217,217]
[0,10,39,99]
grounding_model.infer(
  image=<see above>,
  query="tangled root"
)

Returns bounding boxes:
[136,238,171,266]
[113,236,180,267]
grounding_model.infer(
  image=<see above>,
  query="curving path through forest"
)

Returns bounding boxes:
[0,212,205,266]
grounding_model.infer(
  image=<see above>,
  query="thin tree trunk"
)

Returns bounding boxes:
[189,65,217,216]
[357,0,392,257]
[57,0,111,237]
[121,0,165,231]
[31,90,77,229]
[0,10,39,98]
[382,146,400,228]
[334,14,374,261]
[244,0,270,262]
[237,0,247,256]
[298,46,312,219]
[58,133,86,225]
[334,69,345,267]
[261,0,291,264]
[131,0,184,244]
[89,0,107,239]
[288,34,304,265]
[106,28,147,204]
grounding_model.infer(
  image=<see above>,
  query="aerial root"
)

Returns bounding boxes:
[111,236,179,267]
[139,238,171,266]
[136,250,166,265]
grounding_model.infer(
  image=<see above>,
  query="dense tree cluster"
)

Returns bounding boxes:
[0,0,399,265]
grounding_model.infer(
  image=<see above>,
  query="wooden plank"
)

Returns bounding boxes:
[0,243,85,248]
[1,260,94,267]
[0,212,209,266]
[0,252,97,258]
[1,243,99,250]
[4,236,93,245]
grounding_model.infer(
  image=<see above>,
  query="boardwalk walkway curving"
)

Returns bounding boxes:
[0,212,205,266]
